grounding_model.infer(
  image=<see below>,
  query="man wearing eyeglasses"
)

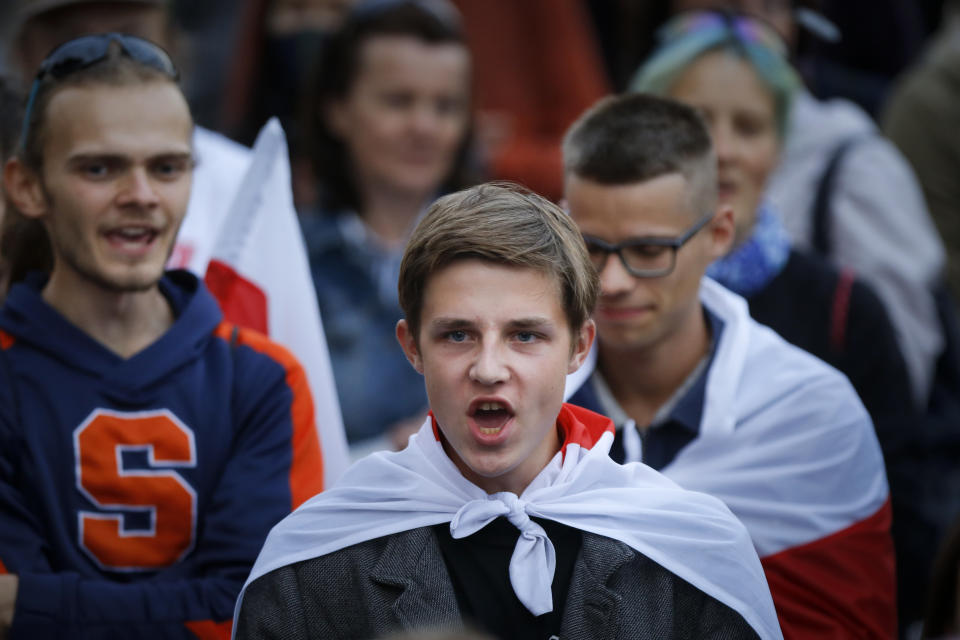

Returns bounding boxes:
[562,93,895,638]
[0,35,323,638]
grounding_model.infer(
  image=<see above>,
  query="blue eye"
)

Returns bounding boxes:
[515,332,537,343]
[83,163,108,178]
[447,330,467,343]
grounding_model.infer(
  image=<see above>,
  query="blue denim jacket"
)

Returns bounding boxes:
[300,211,428,443]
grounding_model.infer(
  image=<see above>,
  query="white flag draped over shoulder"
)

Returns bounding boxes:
[203,118,349,486]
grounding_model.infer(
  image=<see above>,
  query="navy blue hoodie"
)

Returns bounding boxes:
[0,270,323,639]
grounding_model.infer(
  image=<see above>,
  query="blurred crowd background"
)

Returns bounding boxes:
[0,0,953,208]
[2,0,960,636]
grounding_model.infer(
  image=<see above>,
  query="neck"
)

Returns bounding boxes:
[597,305,710,427]
[42,268,174,359]
[359,184,431,249]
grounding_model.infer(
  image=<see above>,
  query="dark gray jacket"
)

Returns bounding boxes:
[236,526,759,639]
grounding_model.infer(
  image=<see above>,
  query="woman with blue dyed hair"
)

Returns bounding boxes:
[633,10,800,255]
[632,9,926,630]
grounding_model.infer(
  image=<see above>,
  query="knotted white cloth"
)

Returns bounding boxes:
[234,405,783,640]
[450,491,557,614]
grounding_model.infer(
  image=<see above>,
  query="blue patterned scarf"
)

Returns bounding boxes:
[707,203,792,297]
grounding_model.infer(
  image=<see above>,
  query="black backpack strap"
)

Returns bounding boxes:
[810,135,871,257]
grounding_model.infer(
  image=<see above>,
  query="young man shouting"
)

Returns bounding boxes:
[0,35,322,637]
[235,182,782,639]
[562,93,895,637]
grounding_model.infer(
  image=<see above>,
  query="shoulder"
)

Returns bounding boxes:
[255,531,406,589]
[726,294,870,434]
[211,322,315,420]
[214,322,303,375]
[574,533,761,639]
[239,528,446,639]
[750,250,837,313]
[241,534,397,616]
[745,320,862,410]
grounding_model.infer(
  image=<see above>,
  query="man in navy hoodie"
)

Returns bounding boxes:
[0,34,323,638]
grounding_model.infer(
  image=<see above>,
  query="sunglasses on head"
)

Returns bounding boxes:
[658,9,789,58]
[19,33,179,151]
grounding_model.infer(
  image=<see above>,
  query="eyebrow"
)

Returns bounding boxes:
[66,151,194,165]
[66,153,128,167]
[428,317,556,333]
[505,318,555,332]
[429,318,475,332]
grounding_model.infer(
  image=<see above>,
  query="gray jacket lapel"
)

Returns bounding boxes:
[561,532,636,639]
[369,526,463,632]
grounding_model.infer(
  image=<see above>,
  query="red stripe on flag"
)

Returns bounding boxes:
[185,619,232,640]
[557,403,614,453]
[762,498,896,639]
[204,259,269,335]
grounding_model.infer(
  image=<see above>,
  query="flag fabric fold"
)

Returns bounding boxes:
[203,118,349,486]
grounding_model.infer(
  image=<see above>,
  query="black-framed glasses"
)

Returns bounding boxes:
[19,33,179,150]
[582,214,714,278]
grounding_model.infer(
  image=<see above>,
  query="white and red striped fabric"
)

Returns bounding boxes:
[176,119,349,486]
[235,403,783,640]
[566,277,895,638]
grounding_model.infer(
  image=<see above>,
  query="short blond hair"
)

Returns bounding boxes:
[398,182,599,338]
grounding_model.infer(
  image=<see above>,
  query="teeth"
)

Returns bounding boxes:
[478,427,502,435]
[478,402,504,411]
[115,227,152,238]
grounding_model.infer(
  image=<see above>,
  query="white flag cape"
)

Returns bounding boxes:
[235,405,783,640]
[202,119,349,486]
[566,278,890,558]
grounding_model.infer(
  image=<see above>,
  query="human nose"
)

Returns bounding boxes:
[597,250,636,297]
[712,120,737,165]
[117,167,159,207]
[469,337,509,386]
[410,103,440,137]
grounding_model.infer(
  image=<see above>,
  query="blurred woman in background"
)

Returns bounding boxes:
[300,0,474,451]
[631,9,929,628]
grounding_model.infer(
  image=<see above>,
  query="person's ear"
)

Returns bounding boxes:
[396,319,424,374]
[3,158,48,220]
[567,319,596,374]
[706,204,735,260]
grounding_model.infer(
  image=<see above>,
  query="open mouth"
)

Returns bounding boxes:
[103,226,161,255]
[717,179,738,199]
[469,400,515,436]
[104,226,159,246]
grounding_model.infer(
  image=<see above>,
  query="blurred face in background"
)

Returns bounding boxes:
[326,34,470,205]
[668,50,779,247]
[268,0,357,34]
[566,172,732,355]
[16,3,170,82]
